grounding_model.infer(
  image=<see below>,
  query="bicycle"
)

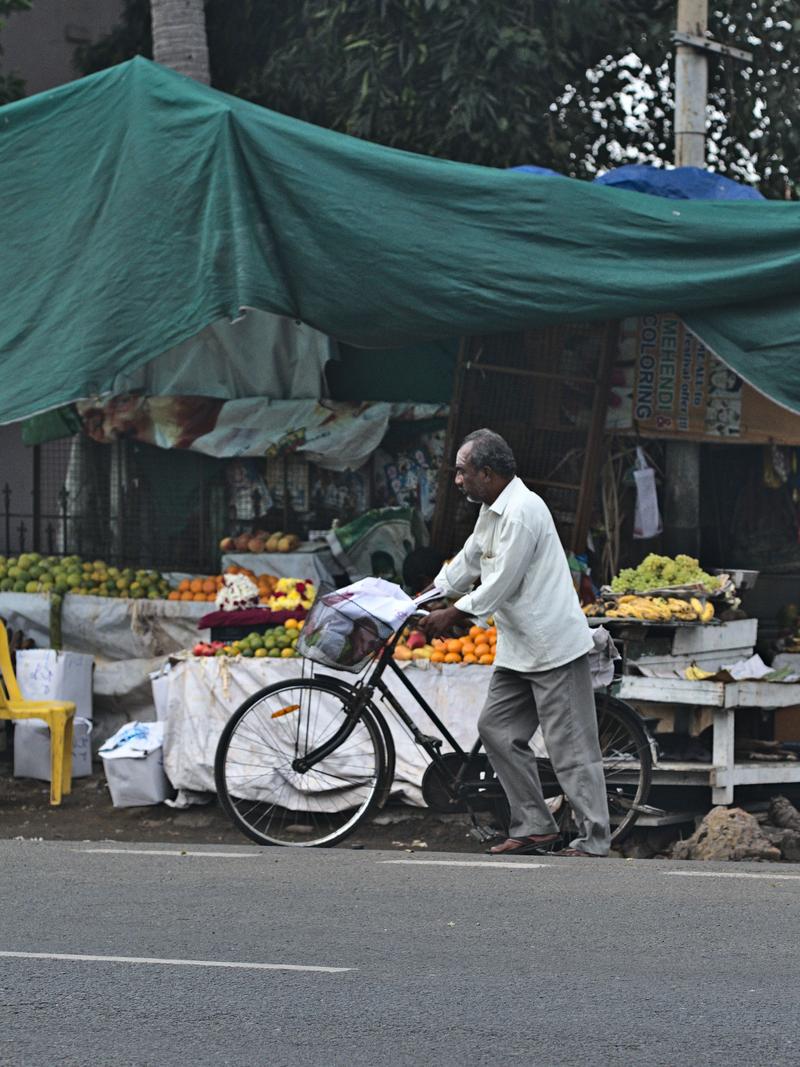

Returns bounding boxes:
[214,596,654,850]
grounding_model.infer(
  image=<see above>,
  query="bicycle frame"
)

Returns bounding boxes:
[261,610,654,846]
[294,619,485,803]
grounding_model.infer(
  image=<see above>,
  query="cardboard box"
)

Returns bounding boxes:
[101,749,171,807]
[671,618,758,656]
[15,649,94,721]
[99,721,172,807]
[13,717,93,780]
[12,650,95,782]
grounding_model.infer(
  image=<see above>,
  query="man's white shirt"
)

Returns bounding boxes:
[433,476,593,673]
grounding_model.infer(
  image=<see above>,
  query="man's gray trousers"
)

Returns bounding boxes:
[478,653,611,855]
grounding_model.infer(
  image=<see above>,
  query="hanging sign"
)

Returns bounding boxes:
[607,314,800,444]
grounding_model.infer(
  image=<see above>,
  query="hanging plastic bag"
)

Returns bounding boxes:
[633,446,662,540]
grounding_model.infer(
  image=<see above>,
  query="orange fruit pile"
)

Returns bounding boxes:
[429,625,496,665]
[168,565,280,604]
[168,576,222,603]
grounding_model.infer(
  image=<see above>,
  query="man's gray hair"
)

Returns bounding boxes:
[461,428,517,477]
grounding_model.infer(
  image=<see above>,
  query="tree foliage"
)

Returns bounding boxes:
[556,0,800,196]
[241,0,664,176]
[0,0,31,105]
[74,0,152,74]
[76,0,799,198]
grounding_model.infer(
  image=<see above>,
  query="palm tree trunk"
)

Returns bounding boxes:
[151,0,210,84]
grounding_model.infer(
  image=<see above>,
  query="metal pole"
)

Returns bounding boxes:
[674,0,708,167]
[3,484,10,555]
[58,486,69,556]
[32,444,41,553]
[665,0,708,557]
[282,454,290,533]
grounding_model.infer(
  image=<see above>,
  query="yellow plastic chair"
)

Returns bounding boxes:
[0,623,76,805]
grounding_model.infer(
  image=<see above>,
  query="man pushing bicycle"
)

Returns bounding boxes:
[419,428,610,857]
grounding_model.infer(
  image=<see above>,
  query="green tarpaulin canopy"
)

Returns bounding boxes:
[3,56,800,424]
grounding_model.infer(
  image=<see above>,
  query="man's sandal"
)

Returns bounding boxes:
[487,833,561,856]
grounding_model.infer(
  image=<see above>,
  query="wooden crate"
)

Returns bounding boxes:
[671,618,758,655]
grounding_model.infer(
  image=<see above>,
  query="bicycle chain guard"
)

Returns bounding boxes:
[420,752,506,817]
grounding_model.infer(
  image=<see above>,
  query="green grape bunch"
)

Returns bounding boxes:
[610,554,721,594]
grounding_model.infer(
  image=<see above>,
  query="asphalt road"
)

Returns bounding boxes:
[2,841,799,1067]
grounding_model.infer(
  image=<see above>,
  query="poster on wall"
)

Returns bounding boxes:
[607,315,800,444]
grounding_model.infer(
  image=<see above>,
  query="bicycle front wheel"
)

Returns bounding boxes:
[214,678,389,847]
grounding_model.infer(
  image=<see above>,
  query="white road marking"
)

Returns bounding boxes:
[75,848,257,858]
[380,859,551,869]
[667,870,800,882]
[0,951,349,973]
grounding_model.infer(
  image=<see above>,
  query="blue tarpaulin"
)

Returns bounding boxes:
[594,164,763,201]
[511,162,764,202]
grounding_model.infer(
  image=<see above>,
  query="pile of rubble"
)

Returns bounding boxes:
[672,795,800,862]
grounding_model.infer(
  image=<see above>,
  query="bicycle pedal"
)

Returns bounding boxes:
[468,823,498,843]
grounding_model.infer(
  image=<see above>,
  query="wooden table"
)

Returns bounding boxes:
[618,676,800,804]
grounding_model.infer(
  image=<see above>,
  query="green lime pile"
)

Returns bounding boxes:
[610,553,722,594]
[219,625,301,659]
[0,554,170,599]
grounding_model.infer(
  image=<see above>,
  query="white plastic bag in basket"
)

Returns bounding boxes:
[331,577,417,628]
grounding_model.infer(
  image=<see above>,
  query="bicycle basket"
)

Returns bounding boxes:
[297,592,396,673]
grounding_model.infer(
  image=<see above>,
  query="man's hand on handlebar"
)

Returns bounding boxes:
[418,604,470,639]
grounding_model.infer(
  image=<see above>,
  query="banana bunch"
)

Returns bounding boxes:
[685,663,716,680]
[604,595,715,624]
[667,596,715,623]
[581,602,603,617]
[690,597,715,624]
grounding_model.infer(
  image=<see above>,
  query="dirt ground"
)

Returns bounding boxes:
[1,729,688,856]
[0,754,485,853]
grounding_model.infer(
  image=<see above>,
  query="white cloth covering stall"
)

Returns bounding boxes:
[161,656,490,807]
[0,592,210,742]
[159,628,616,807]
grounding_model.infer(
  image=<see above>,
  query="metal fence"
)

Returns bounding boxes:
[1,436,383,575]
[1,436,228,574]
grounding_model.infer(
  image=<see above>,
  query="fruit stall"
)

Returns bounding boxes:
[0,553,319,744]
[579,552,800,817]
[154,598,618,809]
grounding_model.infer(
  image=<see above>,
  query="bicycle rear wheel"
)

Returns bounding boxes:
[533,692,653,846]
[214,677,389,847]
[596,692,653,844]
